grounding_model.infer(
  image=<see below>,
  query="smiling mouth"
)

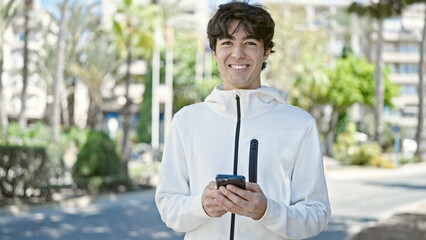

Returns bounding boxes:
[230,64,249,70]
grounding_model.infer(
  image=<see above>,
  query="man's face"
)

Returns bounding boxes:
[213,20,271,90]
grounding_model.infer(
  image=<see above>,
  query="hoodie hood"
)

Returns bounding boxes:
[205,84,289,119]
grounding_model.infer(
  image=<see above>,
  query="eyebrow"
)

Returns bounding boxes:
[218,35,260,41]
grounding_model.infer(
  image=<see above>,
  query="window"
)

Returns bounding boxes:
[400,85,418,96]
[399,64,419,74]
[399,43,419,53]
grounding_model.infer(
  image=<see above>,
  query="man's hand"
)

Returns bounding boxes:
[216,182,267,220]
[202,181,227,218]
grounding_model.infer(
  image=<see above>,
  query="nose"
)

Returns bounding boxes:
[231,44,245,59]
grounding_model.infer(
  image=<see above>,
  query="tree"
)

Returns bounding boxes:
[112,0,159,176]
[69,34,119,130]
[264,4,331,90]
[348,0,406,143]
[136,29,221,143]
[414,1,426,162]
[64,1,100,128]
[51,0,70,143]
[0,0,17,141]
[18,0,33,128]
[349,0,426,161]
[325,55,399,156]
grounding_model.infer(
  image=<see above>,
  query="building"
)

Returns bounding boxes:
[262,0,426,140]
[380,3,425,138]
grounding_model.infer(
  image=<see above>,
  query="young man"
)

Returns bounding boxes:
[155,1,331,239]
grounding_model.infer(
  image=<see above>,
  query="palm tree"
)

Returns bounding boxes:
[413,1,426,162]
[18,0,32,129]
[69,35,120,131]
[348,0,405,143]
[51,0,70,143]
[0,0,17,141]
[65,1,100,127]
[112,0,159,177]
[157,0,182,142]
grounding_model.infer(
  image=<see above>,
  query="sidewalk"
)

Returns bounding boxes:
[323,157,426,240]
[1,158,425,240]
[351,201,426,240]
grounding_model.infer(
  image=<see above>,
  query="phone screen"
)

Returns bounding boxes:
[215,174,246,190]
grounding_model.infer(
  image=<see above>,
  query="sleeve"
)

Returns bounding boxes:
[155,113,211,233]
[258,120,331,239]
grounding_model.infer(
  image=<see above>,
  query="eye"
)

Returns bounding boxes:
[221,41,232,45]
[245,41,258,46]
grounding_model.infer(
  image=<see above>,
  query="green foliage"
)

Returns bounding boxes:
[138,73,152,143]
[173,31,221,108]
[7,122,51,146]
[326,55,398,109]
[5,122,63,170]
[327,55,376,107]
[347,0,413,20]
[72,131,122,179]
[0,146,51,198]
[265,4,330,91]
[112,0,160,60]
[334,122,395,168]
[72,130,127,193]
[291,52,330,110]
[0,122,68,199]
[137,31,221,143]
[350,142,382,165]
[335,111,352,138]
[333,122,358,162]
[60,125,90,149]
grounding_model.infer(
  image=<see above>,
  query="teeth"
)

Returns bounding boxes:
[231,65,248,70]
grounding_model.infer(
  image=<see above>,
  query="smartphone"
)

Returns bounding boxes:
[216,174,246,190]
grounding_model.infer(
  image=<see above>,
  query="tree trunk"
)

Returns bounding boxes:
[121,50,133,178]
[52,0,69,142]
[61,90,70,130]
[416,7,426,162]
[325,108,340,157]
[374,17,385,143]
[164,47,173,141]
[18,0,32,129]
[151,49,160,149]
[87,92,103,130]
[0,58,8,141]
[67,78,76,126]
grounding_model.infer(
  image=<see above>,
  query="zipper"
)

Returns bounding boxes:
[233,95,241,175]
[230,94,241,240]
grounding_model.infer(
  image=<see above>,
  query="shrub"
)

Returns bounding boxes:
[0,122,65,200]
[0,146,50,198]
[72,131,126,193]
[333,122,395,168]
[350,142,381,165]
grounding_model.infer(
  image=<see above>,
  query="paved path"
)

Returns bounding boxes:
[0,189,183,240]
[310,161,426,240]
[1,161,425,240]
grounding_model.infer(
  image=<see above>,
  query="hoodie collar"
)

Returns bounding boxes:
[205,84,288,119]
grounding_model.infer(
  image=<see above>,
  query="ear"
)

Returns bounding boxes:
[263,48,272,61]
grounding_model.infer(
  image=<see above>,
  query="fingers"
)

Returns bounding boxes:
[246,182,263,193]
[202,181,227,218]
[216,183,267,220]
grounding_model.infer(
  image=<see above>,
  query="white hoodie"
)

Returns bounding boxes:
[155,84,331,239]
